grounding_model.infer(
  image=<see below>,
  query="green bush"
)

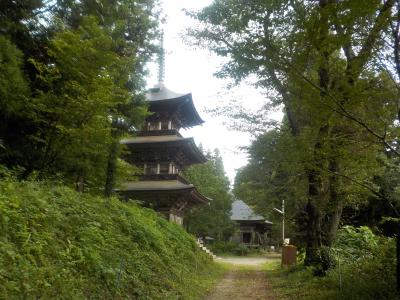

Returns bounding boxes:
[209,241,237,255]
[267,232,397,299]
[234,244,249,256]
[332,225,379,263]
[325,226,397,299]
[209,242,250,256]
[0,178,221,299]
[328,237,396,299]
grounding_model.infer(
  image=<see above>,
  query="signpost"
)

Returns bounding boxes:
[273,199,285,244]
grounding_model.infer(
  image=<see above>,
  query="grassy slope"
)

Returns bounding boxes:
[0,179,223,299]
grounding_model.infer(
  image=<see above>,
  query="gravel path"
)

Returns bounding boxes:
[217,256,271,266]
[204,256,279,300]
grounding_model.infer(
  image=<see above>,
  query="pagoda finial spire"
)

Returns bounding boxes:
[157,31,165,84]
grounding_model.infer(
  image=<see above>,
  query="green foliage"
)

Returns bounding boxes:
[27,17,133,187]
[208,241,237,255]
[189,0,400,266]
[0,0,159,193]
[0,36,29,117]
[209,241,261,256]
[328,236,396,299]
[184,149,236,241]
[233,244,249,256]
[266,233,397,299]
[332,225,379,263]
[234,128,307,244]
[0,177,221,299]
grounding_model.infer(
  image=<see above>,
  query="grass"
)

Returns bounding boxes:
[0,178,224,299]
[264,254,398,300]
[264,262,336,299]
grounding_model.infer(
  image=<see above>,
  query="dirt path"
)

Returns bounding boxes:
[204,256,278,300]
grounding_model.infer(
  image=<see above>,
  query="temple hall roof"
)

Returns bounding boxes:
[231,200,272,224]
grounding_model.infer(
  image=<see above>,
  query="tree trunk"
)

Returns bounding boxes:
[397,227,400,293]
[304,125,329,266]
[325,157,343,246]
[76,174,84,193]
[104,135,119,197]
[304,169,323,266]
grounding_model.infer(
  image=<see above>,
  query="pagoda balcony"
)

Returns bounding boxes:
[134,174,190,184]
[136,129,182,137]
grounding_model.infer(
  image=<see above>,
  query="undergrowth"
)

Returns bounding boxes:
[265,226,397,299]
[0,178,223,299]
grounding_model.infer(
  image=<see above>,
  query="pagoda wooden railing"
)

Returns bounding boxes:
[136,129,182,137]
[135,174,191,184]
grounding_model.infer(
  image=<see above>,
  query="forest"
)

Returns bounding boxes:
[1,0,400,299]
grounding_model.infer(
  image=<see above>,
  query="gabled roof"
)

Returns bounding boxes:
[146,83,204,128]
[231,200,272,223]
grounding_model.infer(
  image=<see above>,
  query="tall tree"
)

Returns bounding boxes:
[188,0,399,265]
[184,149,235,241]
[0,0,160,193]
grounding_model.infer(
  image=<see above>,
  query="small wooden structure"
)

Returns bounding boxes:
[117,83,209,224]
[282,245,297,266]
[230,200,272,247]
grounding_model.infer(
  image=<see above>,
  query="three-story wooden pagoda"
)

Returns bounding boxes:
[118,83,209,225]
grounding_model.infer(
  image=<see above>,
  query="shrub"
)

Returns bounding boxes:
[326,226,397,299]
[234,244,249,256]
[209,241,237,255]
[332,225,379,263]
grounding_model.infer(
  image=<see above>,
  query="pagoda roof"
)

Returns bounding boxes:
[146,83,204,128]
[121,180,194,191]
[117,179,210,205]
[121,134,206,165]
[231,200,273,224]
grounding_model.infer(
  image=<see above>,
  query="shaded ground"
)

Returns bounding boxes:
[204,255,280,300]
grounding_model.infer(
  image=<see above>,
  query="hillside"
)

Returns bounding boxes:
[0,177,220,299]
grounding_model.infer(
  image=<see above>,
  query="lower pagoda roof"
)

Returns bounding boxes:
[121,134,206,165]
[121,179,194,191]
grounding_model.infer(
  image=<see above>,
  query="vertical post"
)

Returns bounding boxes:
[282,199,285,243]
[397,230,400,292]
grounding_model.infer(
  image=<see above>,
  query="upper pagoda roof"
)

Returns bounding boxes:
[146,83,204,128]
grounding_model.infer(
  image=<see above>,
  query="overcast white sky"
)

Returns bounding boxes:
[146,1,282,183]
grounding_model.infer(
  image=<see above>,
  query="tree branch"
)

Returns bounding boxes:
[346,0,395,79]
